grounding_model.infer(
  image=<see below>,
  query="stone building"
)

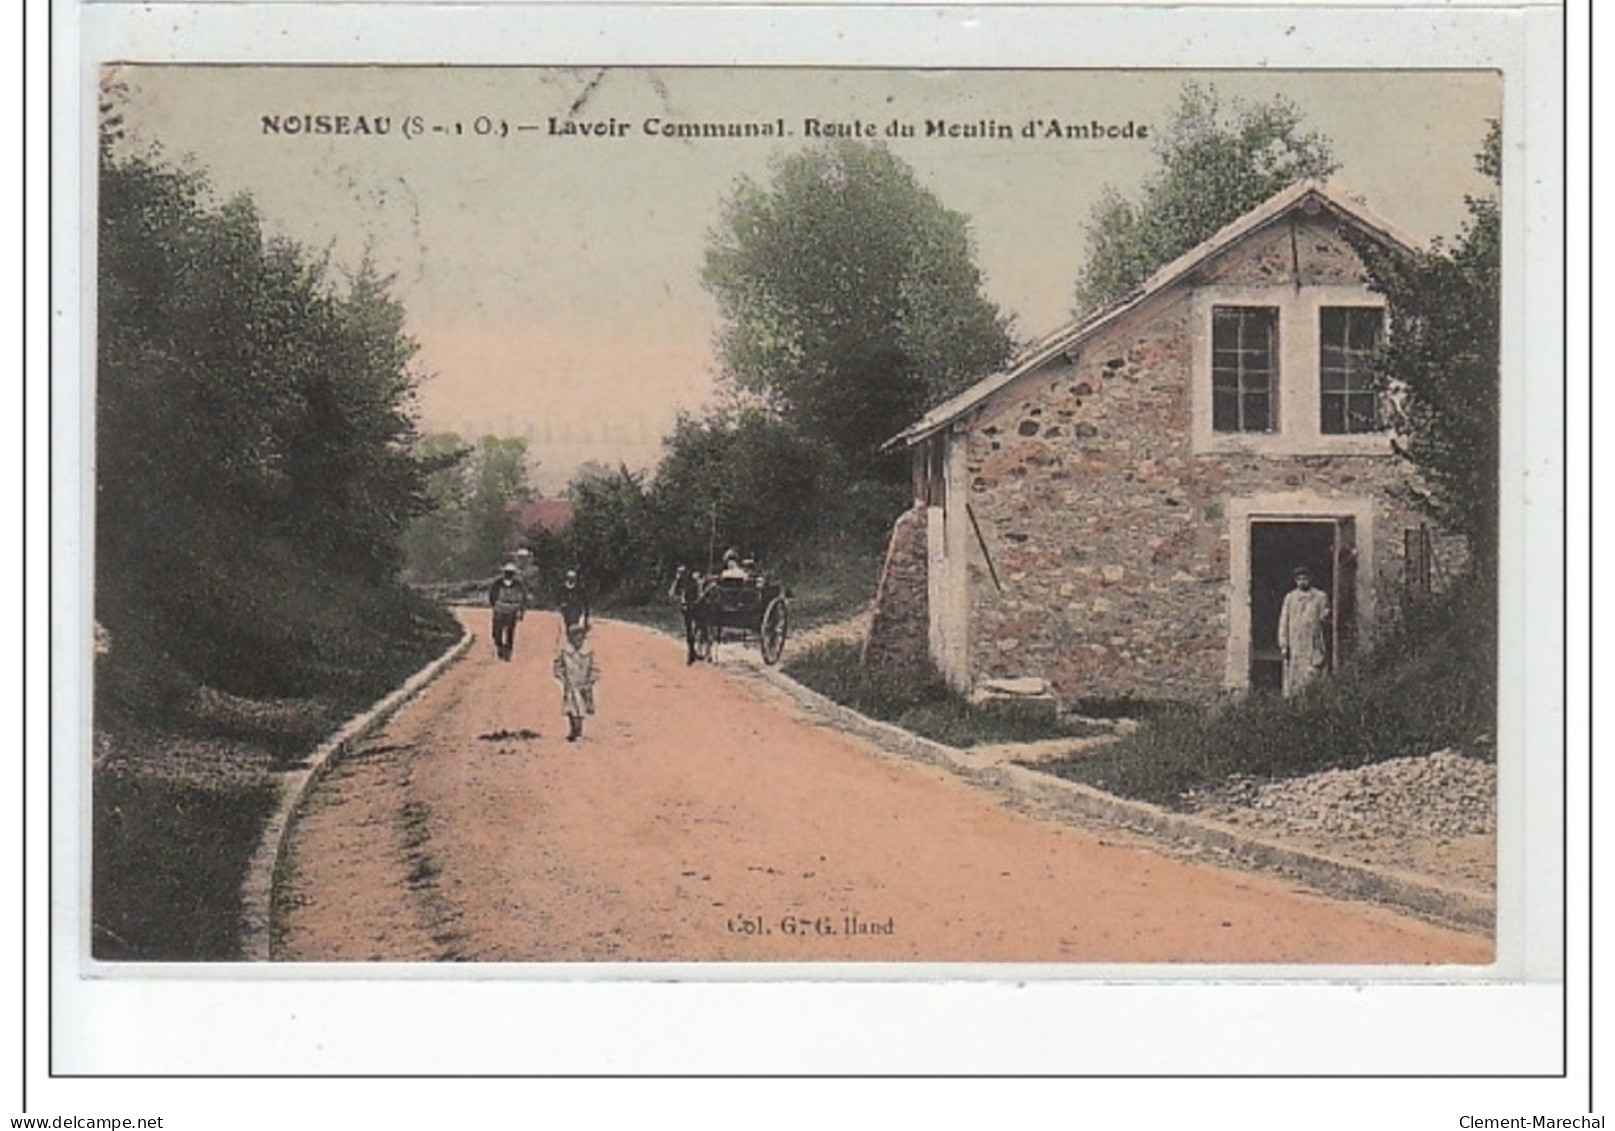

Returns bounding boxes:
[867,181,1465,706]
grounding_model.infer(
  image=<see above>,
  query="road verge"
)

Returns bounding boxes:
[740,657,1495,934]
[238,622,474,960]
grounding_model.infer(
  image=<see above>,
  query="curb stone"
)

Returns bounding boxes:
[238,624,475,961]
[737,659,1494,935]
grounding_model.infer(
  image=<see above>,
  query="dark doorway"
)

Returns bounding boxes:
[1249,520,1338,693]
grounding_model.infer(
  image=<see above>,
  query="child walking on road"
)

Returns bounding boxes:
[552,623,599,742]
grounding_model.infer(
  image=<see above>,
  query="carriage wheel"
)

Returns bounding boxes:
[760,598,788,665]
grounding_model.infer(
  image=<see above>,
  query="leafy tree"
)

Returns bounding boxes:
[464,435,534,574]
[1363,121,1501,574]
[1074,83,1337,313]
[649,409,830,572]
[563,464,659,603]
[522,523,572,607]
[97,142,441,703]
[565,460,614,493]
[703,141,1014,479]
[400,433,537,580]
[398,433,473,580]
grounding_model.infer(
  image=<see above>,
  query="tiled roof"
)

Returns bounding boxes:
[508,497,575,533]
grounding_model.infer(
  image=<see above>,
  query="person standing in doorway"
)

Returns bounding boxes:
[1277,566,1331,697]
[487,562,530,661]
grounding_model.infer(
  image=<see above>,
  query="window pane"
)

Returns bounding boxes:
[1348,308,1383,348]
[1241,367,1273,394]
[1346,393,1379,433]
[1321,393,1346,434]
[1320,307,1345,341]
[1213,388,1240,432]
[1320,306,1385,433]
[1243,392,1271,432]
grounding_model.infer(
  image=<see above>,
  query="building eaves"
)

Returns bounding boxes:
[882,180,1419,452]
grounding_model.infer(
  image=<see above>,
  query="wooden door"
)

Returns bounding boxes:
[1332,517,1358,669]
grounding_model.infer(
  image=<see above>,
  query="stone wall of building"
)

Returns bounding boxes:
[954,216,1462,706]
[862,504,932,674]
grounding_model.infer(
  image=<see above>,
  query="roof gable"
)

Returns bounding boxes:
[886,180,1416,450]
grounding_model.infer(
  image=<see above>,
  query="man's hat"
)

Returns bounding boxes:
[1292,566,1311,579]
[502,562,516,574]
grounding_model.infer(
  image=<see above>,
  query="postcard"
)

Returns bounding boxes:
[46,0,1571,1092]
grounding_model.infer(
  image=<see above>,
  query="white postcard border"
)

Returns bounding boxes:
[43,0,1573,1086]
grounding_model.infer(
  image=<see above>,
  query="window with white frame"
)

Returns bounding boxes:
[1193,285,1390,456]
[1211,306,1279,433]
[1319,306,1385,434]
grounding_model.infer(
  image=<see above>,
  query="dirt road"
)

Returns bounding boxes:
[276,610,1491,964]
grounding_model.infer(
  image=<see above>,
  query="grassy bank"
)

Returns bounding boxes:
[772,544,883,632]
[1044,576,1497,808]
[91,589,460,961]
[784,640,1103,748]
[93,749,281,961]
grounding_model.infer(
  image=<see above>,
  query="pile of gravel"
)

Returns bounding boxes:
[1188,749,1495,841]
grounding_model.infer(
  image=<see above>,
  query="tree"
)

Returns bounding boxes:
[649,409,830,571]
[563,464,658,603]
[1363,121,1501,574]
[398,433,473,580]
[564,460,615,496]
[1073,83,1337,314]
[400,433,537,580]
[703,142,1014,479]
[464,435,533,574]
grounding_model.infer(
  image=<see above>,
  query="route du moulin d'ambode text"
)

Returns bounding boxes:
[259,113,1151,141]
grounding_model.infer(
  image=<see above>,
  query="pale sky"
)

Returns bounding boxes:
[108,66,1500,493]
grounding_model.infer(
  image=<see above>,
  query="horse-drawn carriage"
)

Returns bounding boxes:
[681,567,790,665]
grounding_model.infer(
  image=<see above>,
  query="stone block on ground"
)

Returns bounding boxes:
[970,676,1058,718]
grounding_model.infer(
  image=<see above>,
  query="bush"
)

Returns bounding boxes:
[93,626,198,730]
[1067,695,1187,721]
[98,566,459,718]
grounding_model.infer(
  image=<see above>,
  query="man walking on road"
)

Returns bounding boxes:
[488,562,530,661]
[558,569,591,634]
